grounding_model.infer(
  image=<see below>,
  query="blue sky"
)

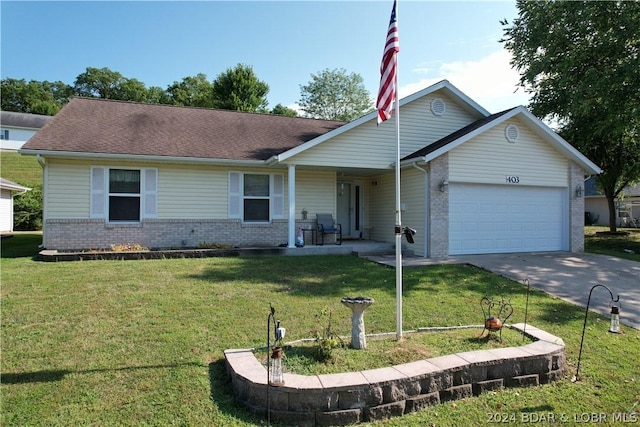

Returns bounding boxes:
[1,1,529,113]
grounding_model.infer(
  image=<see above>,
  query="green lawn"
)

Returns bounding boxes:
[1,234,639,426]
[585,226,640,262]
[0,150,42,187]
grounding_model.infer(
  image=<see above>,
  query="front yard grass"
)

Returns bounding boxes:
[1,233,639,426]
[585,225,640,262]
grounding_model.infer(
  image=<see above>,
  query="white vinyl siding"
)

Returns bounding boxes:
[450,117,569,187]
[288,93,482,169]
[43,160,294,221]
[294,170,336,218]
[160,166,227,219]
[368,171,396,243]
[46,160,91,218]
[0,189,13,231]
[400,168,427,256]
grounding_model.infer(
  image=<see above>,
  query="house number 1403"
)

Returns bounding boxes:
[506,176,520,184]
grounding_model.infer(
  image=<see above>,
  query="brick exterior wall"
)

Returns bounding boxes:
[44,219,319,251]
[428,154,449,258]
[570,161,586,252]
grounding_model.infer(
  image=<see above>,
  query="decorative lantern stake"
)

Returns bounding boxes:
[270,346,284,386]
[575,284,621,381]
[266,305,285,426]
[609,304,621,334]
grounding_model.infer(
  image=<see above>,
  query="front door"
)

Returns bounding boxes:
[337,182,363,239]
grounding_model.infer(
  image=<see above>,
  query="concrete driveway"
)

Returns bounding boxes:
[368,252,640,330]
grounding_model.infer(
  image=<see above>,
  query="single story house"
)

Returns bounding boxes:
[20,80,601,257]
[0,177,30,233]
[1,111,52,151]
[585,176,640,227]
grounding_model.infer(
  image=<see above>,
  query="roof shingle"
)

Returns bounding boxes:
[22,98,346,161]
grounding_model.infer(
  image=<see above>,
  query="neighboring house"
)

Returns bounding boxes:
[585,176,640,227]
[0,178,30,233]
[0,111,52,151]
[20,80,601,257]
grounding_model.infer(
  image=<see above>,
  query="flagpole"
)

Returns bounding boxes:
[393,3,402,342]
[375,0,402,341]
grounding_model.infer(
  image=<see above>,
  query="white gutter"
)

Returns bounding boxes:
[412,162,429,258]
[20,150,269,167]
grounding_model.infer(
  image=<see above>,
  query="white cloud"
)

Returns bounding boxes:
[401,50,531,113]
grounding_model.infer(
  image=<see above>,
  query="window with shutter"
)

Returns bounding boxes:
[229,172,284,222]
[91,166,158,223]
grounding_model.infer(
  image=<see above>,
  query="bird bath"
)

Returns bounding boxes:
[341,296,374,349]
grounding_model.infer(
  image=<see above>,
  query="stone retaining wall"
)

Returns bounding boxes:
[224,324,566,426]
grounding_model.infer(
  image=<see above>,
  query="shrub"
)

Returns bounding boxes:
[13,183,42,231]
[110,243,149,252]
[311,307,344,362]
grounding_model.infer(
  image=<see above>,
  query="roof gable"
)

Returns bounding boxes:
[401,108,516,161]
[272,80,489,163]
[401,106,601,175]
[21,98,345,162]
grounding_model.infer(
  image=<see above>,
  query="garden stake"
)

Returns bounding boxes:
[523,278,530,343]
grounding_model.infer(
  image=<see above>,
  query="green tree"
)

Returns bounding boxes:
[166,74,214,108]
[298,68,372,121]
[13,183,43,231]
[211,64,269,112]
[146,86,172,105]
[73,67,149,102]
[501,0,640,232]
[1,78,72,115]
[270,103,298,117]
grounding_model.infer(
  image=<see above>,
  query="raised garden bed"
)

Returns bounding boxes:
[225,323,566,426]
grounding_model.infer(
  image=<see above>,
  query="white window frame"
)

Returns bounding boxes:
[228,172,284,223]
[91,166,158,223]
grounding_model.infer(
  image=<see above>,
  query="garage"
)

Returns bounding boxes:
[449,184,568,255]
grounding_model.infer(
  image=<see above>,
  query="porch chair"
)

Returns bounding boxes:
[316,213,342,245]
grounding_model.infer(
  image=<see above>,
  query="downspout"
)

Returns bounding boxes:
[36,154,46,249]
[412,162,429,258]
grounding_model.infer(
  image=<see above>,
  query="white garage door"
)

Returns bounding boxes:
[449,184,567,255]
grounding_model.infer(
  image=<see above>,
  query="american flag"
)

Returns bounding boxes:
[376,0,399,125]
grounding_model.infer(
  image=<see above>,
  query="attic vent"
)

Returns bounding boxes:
[505,124,520,143]
[430,98,446,116]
